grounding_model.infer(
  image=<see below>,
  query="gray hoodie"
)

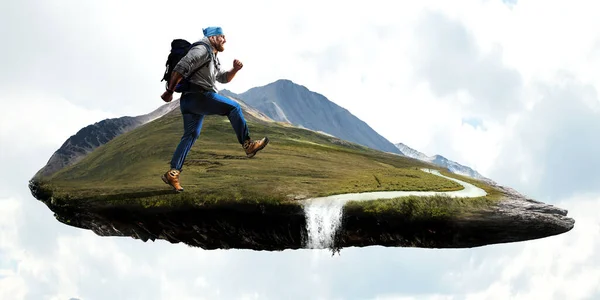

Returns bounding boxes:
[172,37,229,93]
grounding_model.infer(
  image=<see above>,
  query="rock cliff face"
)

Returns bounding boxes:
[29,179,574,251]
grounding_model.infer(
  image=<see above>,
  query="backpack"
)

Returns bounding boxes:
[161,39,212,92]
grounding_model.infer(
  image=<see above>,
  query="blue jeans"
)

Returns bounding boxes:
[170,90,250,171]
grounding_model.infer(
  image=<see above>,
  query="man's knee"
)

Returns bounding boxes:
[234,102,242,113]
[182,115,203,140]
[192,128,202,139]
[224,102,242,117]
[181,129,201,140]
[230,101,242,113]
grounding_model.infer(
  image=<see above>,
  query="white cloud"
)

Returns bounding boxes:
[0,92,116,151]
[486,73,600,199]
[0,91,116,201]
[462,194,600,300]
[0,275,27,300]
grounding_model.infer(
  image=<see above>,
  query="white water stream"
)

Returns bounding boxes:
[302,168,487,249]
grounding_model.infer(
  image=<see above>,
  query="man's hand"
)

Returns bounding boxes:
[233,59,243,71]
[161,71,182,102]
[161,90,173,102]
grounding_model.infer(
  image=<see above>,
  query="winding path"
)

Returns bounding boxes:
[302,168,488,249]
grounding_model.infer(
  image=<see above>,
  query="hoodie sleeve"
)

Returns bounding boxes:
[173,45,211,78]
[215,57,230,83]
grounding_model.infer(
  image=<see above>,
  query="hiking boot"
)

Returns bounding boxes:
[161,169,184,192]
[243,137,269,158]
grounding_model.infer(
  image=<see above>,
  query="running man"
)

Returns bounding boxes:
[160,26,269,192]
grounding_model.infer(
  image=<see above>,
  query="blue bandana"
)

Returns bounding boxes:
[203,27,224,37]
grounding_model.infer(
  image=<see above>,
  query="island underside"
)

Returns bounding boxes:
[31,180,573,251]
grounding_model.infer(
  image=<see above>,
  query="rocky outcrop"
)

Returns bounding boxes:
[341,187,574,249]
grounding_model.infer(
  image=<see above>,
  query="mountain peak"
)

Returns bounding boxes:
[224,80,403,155]
[273,78,295,84]
[264,79,313,94]
[222,79,302,96]
[395,143,429,161]
[432,154,447,161]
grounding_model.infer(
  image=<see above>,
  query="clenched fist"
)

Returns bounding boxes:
[233,59,243,71]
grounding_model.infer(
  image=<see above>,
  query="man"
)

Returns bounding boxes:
[160,26,269,192]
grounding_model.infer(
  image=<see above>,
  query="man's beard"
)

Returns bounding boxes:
[216,44,225,52]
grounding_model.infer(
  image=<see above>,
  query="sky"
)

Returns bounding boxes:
[1,0,600,299]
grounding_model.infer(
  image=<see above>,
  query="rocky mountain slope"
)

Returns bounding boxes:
[396,142,493,183]
[34,101,179,178]
[220,79,403,155]
[223,80,491,182]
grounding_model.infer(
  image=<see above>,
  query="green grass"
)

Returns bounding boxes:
[38,103,505,210]
[345,194,495,219]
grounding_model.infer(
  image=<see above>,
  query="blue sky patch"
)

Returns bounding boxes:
[461,117,484,129]
[0,254,18,278]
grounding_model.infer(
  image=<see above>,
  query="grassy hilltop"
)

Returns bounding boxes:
[35,98,501,211]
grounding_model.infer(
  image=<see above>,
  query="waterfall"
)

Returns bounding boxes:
[303,196,349,249]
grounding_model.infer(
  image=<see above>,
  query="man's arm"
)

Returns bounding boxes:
[219,69,239,83]
[161,46,210,102]
[160,70,183,102]
[174,46,211,80]
[167,71,183,92]
[217,59,243,83]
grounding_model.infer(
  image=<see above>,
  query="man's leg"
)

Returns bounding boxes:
[195,91,250,143]
[196,92,269,157]
[169,113,205,171]
[162,94,205,192]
